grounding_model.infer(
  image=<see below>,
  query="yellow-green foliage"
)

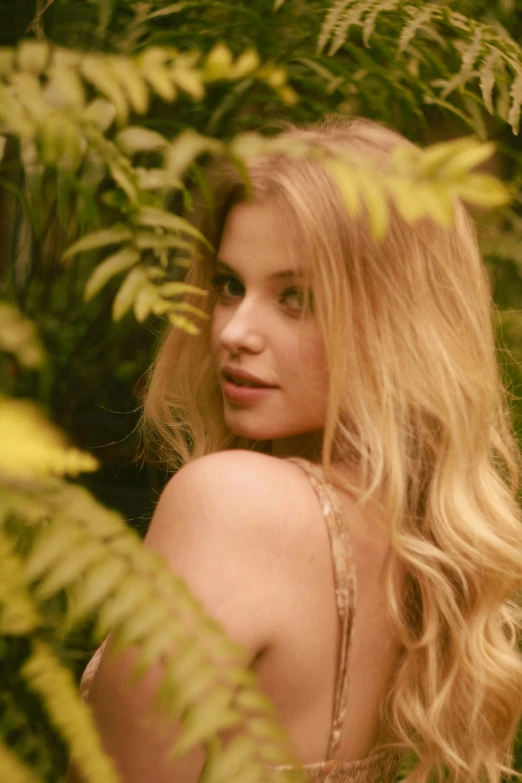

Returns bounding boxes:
[0,738,41,783]
[0,38,513,336]
[0,301,304,781]
[318,0,522,135]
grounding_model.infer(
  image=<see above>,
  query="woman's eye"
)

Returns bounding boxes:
[210,274,243,299]
[282,287,313,313]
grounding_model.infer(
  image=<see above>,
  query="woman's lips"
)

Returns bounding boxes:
[222,378,277,404]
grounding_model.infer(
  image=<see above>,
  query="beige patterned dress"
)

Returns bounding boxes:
[80,456,404,783]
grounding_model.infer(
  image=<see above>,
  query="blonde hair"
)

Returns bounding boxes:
[143,117,522,782]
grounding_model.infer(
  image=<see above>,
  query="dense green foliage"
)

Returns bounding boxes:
[2,1,522,781]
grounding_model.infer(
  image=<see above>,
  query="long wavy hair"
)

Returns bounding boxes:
[142,117,522,782]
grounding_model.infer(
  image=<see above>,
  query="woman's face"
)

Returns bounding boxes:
[210,200,329,458]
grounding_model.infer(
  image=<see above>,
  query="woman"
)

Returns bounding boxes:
[78,118,522,782]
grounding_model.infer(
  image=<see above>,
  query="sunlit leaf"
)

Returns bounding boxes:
[323,158,361,216]
[171,687,240,759]
[70,557,128,622]
[138,207,210,245]
[358,170,389,240]
[81,55,129,124]
[168,312,201,334]
[63,227,132,260]
[85,247,140,300]
[171,54,205,100]
[139,47,177,101]
[204,43,233,82]
[112,265,148,320]
[229,49,261,79]
[17,40,49,76]
[46,65,86,109]
[109,56,149,115]
[116,126,168,154]
[453,174,511,208]
[133,284,158,322]
[25,526,85,583]
[36,542,103,599]
[166,130,224,180]
[83,98,117,132]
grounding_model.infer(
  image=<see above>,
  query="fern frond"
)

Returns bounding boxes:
[458,24,484,87]
[22,641,120,783]
[398,4,436,54]
[0,399,99,479]
[0,528,39,635]
[479,48,501,114]
[320,0,380,56]
[508,71,522,139]
[20,482,300,775]
[0,739,41,783]
[319,0,522,133]
[363,0,400,47]
[0,304,45,369]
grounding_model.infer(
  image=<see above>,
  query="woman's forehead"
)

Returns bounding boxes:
[217,200,311,279]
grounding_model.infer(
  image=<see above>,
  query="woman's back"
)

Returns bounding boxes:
[255,456,405,778]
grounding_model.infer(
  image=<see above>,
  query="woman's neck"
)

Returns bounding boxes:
[270,430,323,463]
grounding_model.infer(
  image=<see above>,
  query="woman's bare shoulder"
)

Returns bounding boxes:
[160,450,307,526]
[143,451,314,656]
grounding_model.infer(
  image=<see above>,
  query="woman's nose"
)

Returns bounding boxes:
[218,300,265,354]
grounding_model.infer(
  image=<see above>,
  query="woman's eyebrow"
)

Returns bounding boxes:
[215,258,303,280]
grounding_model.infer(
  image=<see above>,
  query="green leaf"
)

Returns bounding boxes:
[508,71,522,136]
[25,526,84,582]
[168,312,201,334]
[145,3,186,20]
[17,41,49,75]
[171,687,240,759]
[112,265,148,321]
[171,55,205,100]
[109,163,138,203]
[166,130,224,181]
[83,98,116,132]
[70,557,128,622]
[81,56,129,124]
[63,227,132,260]
[137,207,210,245]
[85,247,140,301]
[135,232,194,252]
[109,56,149,115]
[323,158,361,216]
[170,302,210,321]
[358,170,389,240]
[133,284,159,322]
[425,140,496,179]
[36,542,104,599]
[134,625,178,672]
[229,49,260,79]
[0,47,14,77]
[138,48,177,101]
[204,736,258,783]
[205,43,233,82]
[115,599,170,648]
[96,574,149,634]
[47,65,86,109]
[453,174,511,208]
[159,281,207,298]
[116,127,168,154]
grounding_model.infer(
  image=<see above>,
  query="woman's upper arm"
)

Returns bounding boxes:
[143,450,286,655]
[82,451,290,783]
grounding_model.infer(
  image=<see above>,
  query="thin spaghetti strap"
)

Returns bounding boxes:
[285,457,358,763]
